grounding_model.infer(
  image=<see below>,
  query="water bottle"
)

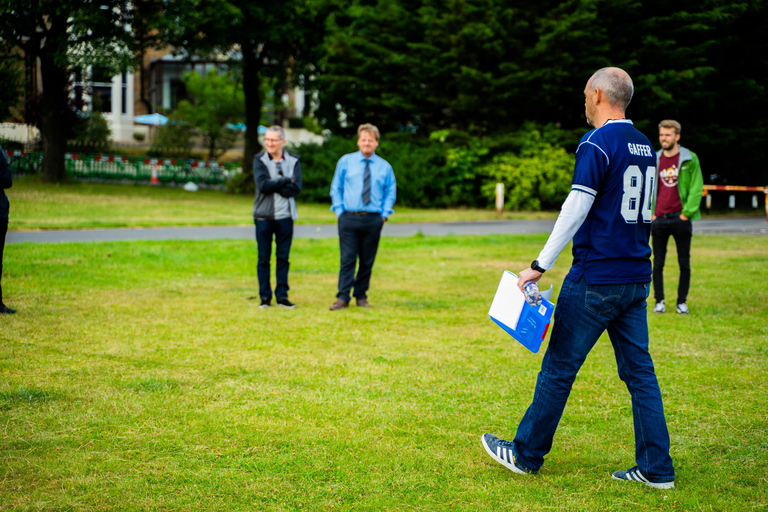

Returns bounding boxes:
[523,281,542,306]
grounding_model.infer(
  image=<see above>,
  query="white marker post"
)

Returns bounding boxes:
[495,183,505,216]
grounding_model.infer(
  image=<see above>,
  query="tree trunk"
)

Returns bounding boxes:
[38,16,70,183]
[138,49,153,115]
[242,41,263,192]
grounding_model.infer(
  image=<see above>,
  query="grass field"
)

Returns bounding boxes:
[1,232,766,511]
[7,177,557,230]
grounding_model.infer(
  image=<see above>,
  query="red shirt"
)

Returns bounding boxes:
[655,152,682,215]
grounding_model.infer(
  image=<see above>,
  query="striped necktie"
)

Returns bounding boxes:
[362,158,371,205]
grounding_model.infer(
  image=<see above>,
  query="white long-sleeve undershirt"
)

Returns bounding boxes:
[536,189,596,270]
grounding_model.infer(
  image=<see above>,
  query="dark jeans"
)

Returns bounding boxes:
[336,212,384,302]
[0,219,6,305]
[651,214,692,304]
[513,275,674,483]
[255,218,294,301]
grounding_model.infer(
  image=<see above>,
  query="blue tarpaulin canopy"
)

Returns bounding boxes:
[225,123,269,134]
[134,113,169,126]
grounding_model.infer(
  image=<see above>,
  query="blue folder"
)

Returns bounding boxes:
[488,271,554,353]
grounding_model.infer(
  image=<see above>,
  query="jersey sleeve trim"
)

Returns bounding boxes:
[572,184,597,196]
[577,140,610,166]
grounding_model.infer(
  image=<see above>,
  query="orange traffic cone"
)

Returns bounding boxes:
[151,164,159,184]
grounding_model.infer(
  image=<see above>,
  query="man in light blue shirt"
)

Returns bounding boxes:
[329,124,396,310]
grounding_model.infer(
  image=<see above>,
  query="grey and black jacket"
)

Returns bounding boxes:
[252,151,302,221]
[0,147,12,221]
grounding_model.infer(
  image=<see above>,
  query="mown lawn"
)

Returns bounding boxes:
[1,234,766,511]
[7,177,556,230]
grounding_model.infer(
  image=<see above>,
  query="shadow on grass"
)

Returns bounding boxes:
[125,375,181,393]
[0,387,58,409]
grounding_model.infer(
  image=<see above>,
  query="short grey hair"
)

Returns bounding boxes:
[266,125,285,140]
[591,67,634,111]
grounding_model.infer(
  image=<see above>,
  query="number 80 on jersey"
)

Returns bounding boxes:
[622,165,656,224]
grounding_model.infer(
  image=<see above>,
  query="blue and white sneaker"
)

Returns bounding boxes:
[481,434,536,475]
[612,466,674,489]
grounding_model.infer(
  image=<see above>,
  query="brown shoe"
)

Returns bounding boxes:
[329,298,349,311]
[356,298,371,308]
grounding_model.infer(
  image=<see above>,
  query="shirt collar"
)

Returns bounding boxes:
[358,151,377,162]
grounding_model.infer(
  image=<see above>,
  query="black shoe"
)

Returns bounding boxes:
[259,299,271,309]
[0,304,16,314]
[276,298,297,309]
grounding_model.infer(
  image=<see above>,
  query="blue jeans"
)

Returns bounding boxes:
[255,218,293,301]
[513,275,674,483]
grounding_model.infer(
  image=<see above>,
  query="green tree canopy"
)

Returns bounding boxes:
[174,70,245,160]
[167,0,327,189]
[0,0,135,181]
[317,0,768,184]
[0,50,24,122]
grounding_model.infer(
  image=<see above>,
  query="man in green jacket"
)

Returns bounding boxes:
[651,119,704,314]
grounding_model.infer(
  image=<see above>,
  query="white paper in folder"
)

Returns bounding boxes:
[488,271,553,330]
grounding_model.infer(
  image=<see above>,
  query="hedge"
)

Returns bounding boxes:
[289,127,575,210]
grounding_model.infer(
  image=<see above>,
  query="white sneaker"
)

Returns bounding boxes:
[676,303,690,314]
[654,300,665,313]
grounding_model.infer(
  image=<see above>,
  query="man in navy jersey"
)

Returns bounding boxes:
[481,68,675,489]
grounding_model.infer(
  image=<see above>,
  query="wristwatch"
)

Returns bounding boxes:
[531,259,546,273]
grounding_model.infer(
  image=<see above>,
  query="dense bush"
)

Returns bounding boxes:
[286,137,357,203]
[479,128,574,210]
[290,127,575,210]
[480,142,574,211]
[68,112,112,152]
[292,132,488,208]
[148,122,195,159]
[0,137,24,151]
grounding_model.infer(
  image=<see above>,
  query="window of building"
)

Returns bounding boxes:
[91,66,113,113]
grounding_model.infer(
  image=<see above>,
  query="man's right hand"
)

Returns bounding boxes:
[517,267,543,294]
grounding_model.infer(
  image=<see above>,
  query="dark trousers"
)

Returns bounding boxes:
[0,219,6,305]
[337,212,384,302]
[651,214,692,304]
[255,218,294,301]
